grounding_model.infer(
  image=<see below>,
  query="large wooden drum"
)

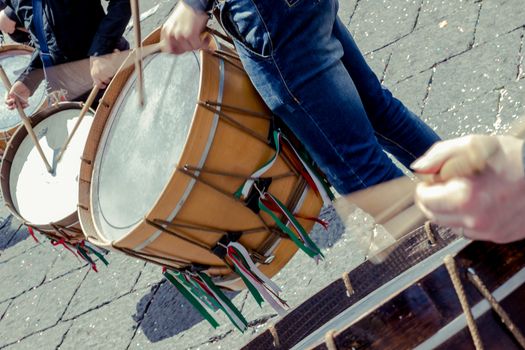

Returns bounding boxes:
[0,44,46,155]
[1,102,94,243]
[78,31,325,290]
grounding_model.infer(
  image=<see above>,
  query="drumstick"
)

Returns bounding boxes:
[55,85,100,164]
[335,118,525,263]
[130,0,145,107]
[0,65,52,173]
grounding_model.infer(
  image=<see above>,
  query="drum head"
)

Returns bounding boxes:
[92,51,200,241]
[0,47,46,132]
[9,105,94,224]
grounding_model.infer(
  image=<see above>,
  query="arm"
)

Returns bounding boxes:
[16,48,44,94]
[88,0,131,56]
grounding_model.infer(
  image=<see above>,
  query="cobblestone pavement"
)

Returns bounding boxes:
[1,0,525,349]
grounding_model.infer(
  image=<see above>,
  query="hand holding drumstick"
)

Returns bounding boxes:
[160,1,211,54]
[412,134,525,243]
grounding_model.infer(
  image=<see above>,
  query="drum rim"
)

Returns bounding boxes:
[0,101,87,230]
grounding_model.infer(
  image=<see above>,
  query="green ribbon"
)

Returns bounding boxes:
[84,244,109,266]
[163,271,219,329]
[259,198,323,259]
[198,272,248,332]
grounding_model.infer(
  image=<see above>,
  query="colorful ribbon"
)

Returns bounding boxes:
[259,192,324,262]
[227,242,288,316]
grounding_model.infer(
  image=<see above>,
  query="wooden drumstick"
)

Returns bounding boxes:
[0,65,52,173]
[130,0,144,107]
[55,85,100,163]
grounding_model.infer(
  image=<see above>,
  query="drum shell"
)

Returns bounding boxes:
[79,30,324,288]
[1,102,86,243]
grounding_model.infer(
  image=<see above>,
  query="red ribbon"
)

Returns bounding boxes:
[26,226,39,243]
[51,238,77,256]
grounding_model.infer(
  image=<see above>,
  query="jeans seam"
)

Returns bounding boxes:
[272,68,368,189]
[374,131,418,161]
[268,45,367,189]
[249,0,274,56]
[299,100,368,189]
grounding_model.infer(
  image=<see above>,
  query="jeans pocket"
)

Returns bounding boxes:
[219,1,273,59]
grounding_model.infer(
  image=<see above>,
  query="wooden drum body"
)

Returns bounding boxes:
[1,102,94,243]
[78,31,324,290]
[0,44,47,155]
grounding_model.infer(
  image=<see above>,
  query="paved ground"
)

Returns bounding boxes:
[1,0,525,349]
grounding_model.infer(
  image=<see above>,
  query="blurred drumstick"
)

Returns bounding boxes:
[55,85,100,164]
[0,64,52,173]
[130,0,145,107]
[335,117,525,264]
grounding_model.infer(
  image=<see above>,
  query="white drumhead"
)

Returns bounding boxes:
[10,107,94,224]
[0,50,46,132]
[92,52,200,241]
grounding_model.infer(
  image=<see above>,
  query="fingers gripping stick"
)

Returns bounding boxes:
[437,137,500,182]
[0,64,52,173]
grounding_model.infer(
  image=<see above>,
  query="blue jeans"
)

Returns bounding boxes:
[219,0,440,195]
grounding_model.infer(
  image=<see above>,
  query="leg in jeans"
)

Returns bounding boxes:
[333,16,440,167]
[220,0,439,194]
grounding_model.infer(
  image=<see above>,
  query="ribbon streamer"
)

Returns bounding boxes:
[227,242,288,316]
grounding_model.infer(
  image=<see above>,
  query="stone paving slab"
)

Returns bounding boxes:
[476,0,525,45]
[45,250,88,283]
[432,90,501,139]
[385,3,479,84]
[60,290,155,350]
[337,0,357,25]
[2,321,72,350]
[499,80,525,123]
[391,70,433,118]
[424,29,522,118]
[132,262,163,292]
[62,255,145,320]
[0,244,57,303]
[0,232,37,265]
[416,0,478,30]
[350,0,422,54]
[0,301,10,321]
[0,270,87,348]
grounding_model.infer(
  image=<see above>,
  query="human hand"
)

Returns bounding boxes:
[5,81,30,110]
[90,51,122,89]
[161,1,210,54]
[412,135,525,243]
[0,10,16,34]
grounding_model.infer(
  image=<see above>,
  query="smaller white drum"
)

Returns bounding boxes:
[1,102,93,243]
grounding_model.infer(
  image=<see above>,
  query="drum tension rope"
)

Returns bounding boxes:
[467,267,525,349]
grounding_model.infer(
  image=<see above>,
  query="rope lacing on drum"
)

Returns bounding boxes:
[467,267,525,348]
[444,254,484,350]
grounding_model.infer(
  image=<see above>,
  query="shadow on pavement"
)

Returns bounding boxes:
[311,205,345,250]
[135,280,240,343]
[0,215,28,251]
